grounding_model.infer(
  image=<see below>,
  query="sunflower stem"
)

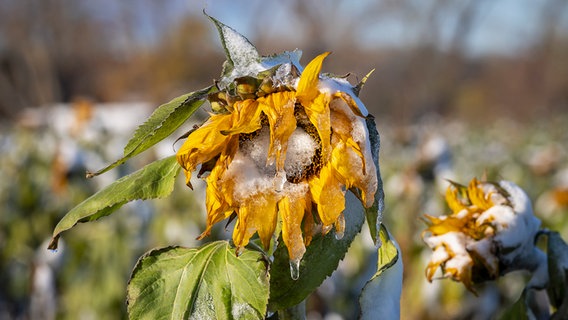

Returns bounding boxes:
[277,300,306,320]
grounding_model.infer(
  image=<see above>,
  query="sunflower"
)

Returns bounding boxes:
[422,178,545,292]
[176,52,378,266]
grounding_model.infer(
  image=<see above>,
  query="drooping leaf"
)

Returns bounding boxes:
[88,87,213,177]
[206,13,261,85]
[359,224,402,319]
[49,156,180,249]
[546,231,568,317]
[127,242,269,320]
[267,192,365,311]
[365,115,385,244]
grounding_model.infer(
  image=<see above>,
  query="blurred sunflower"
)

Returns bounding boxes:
[176,52,378,267]
[422,178,546,292]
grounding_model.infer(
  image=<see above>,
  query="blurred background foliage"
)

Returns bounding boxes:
[0,0,567,319]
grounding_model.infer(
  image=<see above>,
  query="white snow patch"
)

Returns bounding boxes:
[284,128,318,179]
[261,50,303,73]
[320,76,369,117]
[467,238,498,274]
[424,232,473,277]
[431,246,450,265]
[223,125,314,203]
[223,151,274,202]
[240,126,274,171]
[231,302,256,319]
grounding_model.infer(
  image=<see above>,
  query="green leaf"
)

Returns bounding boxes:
[268,192,365,311]
[88,87,213,177]
[547,231,568,317]
[127,242,269,320]
[49,156,181,250]
[364,115,385,244]
[206,13,260,84]
[359,225,402,319]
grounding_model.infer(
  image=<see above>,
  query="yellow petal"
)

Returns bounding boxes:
[331,138,364,179]
[302,204,315,246]
[176,114,233,185]
[426,261,441,282]
[445,186,467,214]
[445,264,476,294]
[221,99,263,135]
[334,213,345,239]
[258,91,297,169]
[296,53,333,161]
[219,135,240,170]
[232,193,279,251]
[296,52,330,103]
[278,195,309,262]
[467,178,493,211]
[309,163,345,226]
[333,92,365,118]
[303,94,332,161]
[198,158,236,240]
[331,138,377,207]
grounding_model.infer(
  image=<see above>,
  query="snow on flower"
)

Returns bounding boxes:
[422,178,547,292]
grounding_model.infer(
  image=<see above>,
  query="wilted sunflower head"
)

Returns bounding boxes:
[176,51,379,271]
[422,178,546,292]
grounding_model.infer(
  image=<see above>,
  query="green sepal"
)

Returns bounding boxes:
[49,156,181,250]
[127,241,269,320]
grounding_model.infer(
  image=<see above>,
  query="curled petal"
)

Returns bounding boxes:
[331,138,377,207]
[303,210,316,247]
[296,52,330,103]
[329,96,377,206]
[258,91,297,169]
[333,91,365,118]
[309,163,345,226]
[445,186,468,214]
[232,193,279,251]
[467,178,493,211]
[426,246,450,281]
[221,99,263,135]
[176,115,233,185]
[279,196,309,262]
[303,94,332,161]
